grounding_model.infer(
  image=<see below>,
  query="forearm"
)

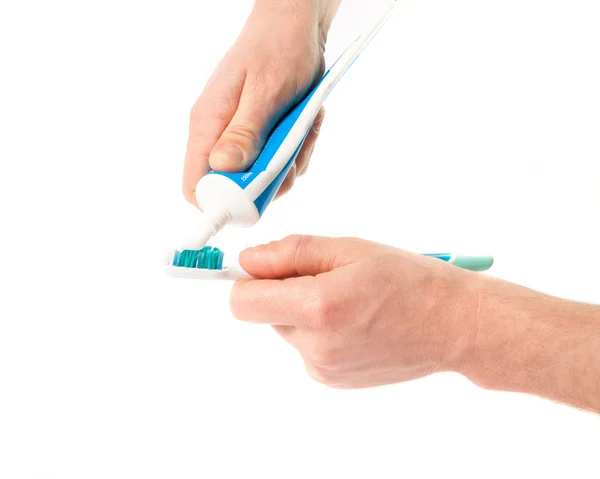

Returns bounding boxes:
[460,277,600,413]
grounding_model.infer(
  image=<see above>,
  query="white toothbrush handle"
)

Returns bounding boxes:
[222,267,255,280]
[165,265,254,281]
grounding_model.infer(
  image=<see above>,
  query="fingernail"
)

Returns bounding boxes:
[211,144,244,167]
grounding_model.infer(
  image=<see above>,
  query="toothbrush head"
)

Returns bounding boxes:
[165,246,252,280]
[172,246,224,270]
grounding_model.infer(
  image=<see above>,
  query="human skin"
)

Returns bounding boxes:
[184,2,600,412]
[183,0,341,207]
[230,235,600,413]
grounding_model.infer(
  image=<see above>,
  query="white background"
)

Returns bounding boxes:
[1,0,599,477]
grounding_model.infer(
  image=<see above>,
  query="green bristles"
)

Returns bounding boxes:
[173,246,224,270]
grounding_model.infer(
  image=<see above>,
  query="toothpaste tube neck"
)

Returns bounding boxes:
[202,209,231,235]
[180,209,231,251]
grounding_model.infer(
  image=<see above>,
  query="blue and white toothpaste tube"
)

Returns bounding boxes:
[180,4,396,250]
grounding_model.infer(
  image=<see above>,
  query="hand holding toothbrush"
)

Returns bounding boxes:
[230,235,600,413]
[231,235,481,388]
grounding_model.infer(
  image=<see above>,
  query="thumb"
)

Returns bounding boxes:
[208,81,278,173]
[239,235,375,279]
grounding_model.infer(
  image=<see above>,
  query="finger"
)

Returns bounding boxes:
[272,327,333,367]
[230,276,320,326]
[239,235,372,279]
[274,162,297,199]
[272,325,297,345]
[296,107,325,177]
[183,69,245,206]
[209,72,284,173]
[304,362,336,387]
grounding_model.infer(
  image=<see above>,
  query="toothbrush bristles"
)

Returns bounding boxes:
[173,246,224,270]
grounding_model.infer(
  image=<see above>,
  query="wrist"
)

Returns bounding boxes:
[252,0,339,47]
[455,276,600,409]
[252,0,319,22]
[315,0,342,42]
[453,276,545,390]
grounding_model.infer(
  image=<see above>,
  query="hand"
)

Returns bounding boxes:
[230,235,480,389]
[183,2,338,207]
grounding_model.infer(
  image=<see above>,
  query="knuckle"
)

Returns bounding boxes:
[285,233,305,244]
[312,110,326,134]
[189,101,201,121]
[278,234,309,264]
[307,343,337,369]
[189,100,209,124]
[305,364,333,386]
[182,186,196,205]
[285,233,307,251]
[311,294,332,325]
[223,122,260,146]
[305,292,340,329]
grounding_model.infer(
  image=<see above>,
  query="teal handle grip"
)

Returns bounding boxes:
[425,254,494,272]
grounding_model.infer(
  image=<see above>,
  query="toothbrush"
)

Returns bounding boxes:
[166,3,494,280]
[176,3,397,252]
[165,247,494,280]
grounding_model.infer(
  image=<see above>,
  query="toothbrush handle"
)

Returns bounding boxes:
[425,254,494,272]
[232,254,493,281]
[223,267,255,281]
